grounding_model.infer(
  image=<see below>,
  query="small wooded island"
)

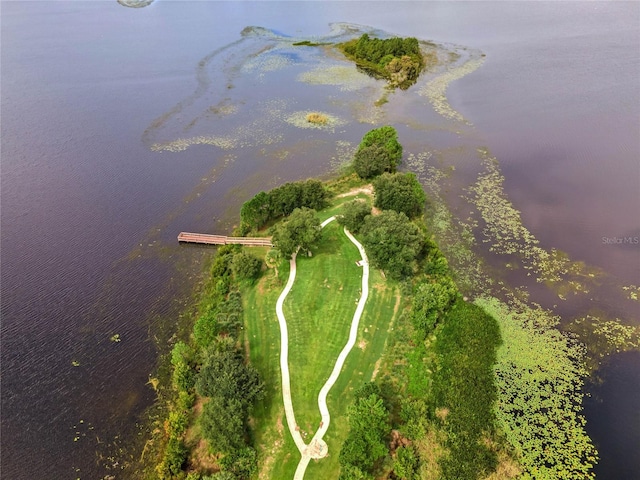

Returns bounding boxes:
[145,123,598,479]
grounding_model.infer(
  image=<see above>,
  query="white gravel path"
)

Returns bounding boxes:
[274,216,370,480]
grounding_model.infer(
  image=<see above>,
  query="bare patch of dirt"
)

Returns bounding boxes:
[371,357,382,380]
[188,437,220,474]
[415,426,447,480]
[358,339,367,351]
[336,184,374,198]
[435,407,450,422]
[389,429,412,455]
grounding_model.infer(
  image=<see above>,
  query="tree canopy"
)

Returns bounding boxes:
[196,341,264,455]
[337,200,371,234]
[373,172,426,218]
[240,179,328,229]
[339,384,391,479]
[270,207,322,258]
[360,210,425,279]
[353,126,402,179]
[339,34,425,89]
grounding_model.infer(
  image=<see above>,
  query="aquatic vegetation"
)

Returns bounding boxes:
[622,284,640,301]
[566,315,640,377]
[297,65,374,91]
[242,53,293,75]
[305,112,329,124]
[413,158,489,292]
[466,148,601,296]
[151,135,238,152]
[330,140,356,172]
[117,0,154,8]
[285,110,346,130]
[476,297,598,480]
[418,55,484,124]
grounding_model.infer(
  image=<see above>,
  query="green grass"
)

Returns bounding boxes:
[242,199,400,479]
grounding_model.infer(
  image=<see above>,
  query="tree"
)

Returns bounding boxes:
[200,396,246,454]
[393,445,418,480]
[339,392,391,476]
[353,144,397,179]
[360,211,425,279]
[411,277,458,339]
[239,180,328,229]
[373,172,426,219]
[339,34,425,89]
[270,207,321,258]
[240,191,271,229]
[353,126,402,179]
[231,251,262,281]
[196,344,264,407]
[338,200,371,234]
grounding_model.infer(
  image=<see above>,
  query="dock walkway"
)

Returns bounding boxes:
[177,232,273,247]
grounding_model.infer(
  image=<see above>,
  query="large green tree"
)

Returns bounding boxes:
[199,396,246,454]
[339,385,391,478]
[373,172,426,219]
[353,126,402,179]
[270,207,321,258]
[360,210,425,279]
[196,344,263,407]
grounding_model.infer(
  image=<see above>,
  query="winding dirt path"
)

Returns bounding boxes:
[274,216,370,480]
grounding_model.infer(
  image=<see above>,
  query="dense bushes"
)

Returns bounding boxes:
[240,179,328,229]
[353,126,402,179]
[411,277,458,340]
[339,34,425,89]
[373,172,426,219]
[158,244,263,479]
[431,299,501,479]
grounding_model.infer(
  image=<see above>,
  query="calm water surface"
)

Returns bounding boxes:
[1,2,638,479]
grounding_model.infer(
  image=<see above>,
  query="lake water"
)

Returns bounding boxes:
[1,2,638,479]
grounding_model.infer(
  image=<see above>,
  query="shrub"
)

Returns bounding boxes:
[231,251,262,281]
[411,277,458,339]
[393,445,419,480]
[171,341,196,391]
[306,112,329,124]
[337,200,371,234]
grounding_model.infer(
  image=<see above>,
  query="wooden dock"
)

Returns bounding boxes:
[178,232,273,247]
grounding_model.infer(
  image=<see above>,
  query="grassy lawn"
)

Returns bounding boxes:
[242,199,401,479]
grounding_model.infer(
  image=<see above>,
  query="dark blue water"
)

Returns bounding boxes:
[2,2,638,478]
